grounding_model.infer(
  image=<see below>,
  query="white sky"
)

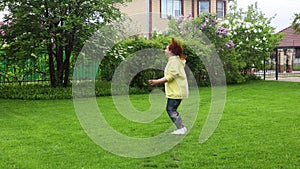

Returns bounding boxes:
[0,0,299,32]
[236,0,300,32]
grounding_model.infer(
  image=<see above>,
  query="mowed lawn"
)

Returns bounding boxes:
[0,81,299,169]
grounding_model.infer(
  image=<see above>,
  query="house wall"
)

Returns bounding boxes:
[152,0,160,14]
[184,0,193,16]
[118,0,228,37]
[191,0,228,17]
[148,0,200,32]
[118,0,169,35]
[151,1,169,33]
[118,0,146,15]
[119,0,228,17]
[211,0,217,13]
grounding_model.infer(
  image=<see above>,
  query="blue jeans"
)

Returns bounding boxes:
[166,98,184,129]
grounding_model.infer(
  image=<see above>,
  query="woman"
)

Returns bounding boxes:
[148,38,188,135]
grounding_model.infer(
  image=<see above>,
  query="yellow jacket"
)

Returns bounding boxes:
[164,56,189,99]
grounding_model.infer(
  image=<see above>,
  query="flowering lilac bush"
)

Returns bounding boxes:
[224,1,284,77]
[167,12,238,84]
[167,1,283,84]
[0,21,5,38]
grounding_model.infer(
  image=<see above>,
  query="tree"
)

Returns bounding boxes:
[225,1,283,77]
[0,0,130,87]
[292,13,300,33]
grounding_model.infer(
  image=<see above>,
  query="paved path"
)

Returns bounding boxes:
[265,77,300,82]
[256,71,300,82]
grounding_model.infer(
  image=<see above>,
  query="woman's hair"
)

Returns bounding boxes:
[168,38,186,60]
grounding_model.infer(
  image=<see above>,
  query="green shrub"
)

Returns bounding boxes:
[0,82,82,100]
[101,36,166,89]
[101,35,211,88]
[0,83,72,100]
[101,36,164,81]
[0,81,159,100]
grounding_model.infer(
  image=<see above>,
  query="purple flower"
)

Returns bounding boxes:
[177,15,185,22]
[205,17,209,23]
[228,40,235,46]
[186,13,192,18]
[225,40,235,49]
[0,29,5,36]
[216,26,228,36]
[0,21,4,25]
[213,18,217,23]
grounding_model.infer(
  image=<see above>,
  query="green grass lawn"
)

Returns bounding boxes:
[0,81,299,169]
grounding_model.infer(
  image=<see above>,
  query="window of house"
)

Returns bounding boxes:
[217,0,226,19]
[296,48,300,58]
[161,0,182,18]
[198,0,210,15]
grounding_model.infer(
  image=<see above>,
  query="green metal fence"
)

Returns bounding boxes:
[0,50,102,84]
[0,53,48,83]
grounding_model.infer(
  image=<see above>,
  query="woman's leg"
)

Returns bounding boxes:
[166,98,184,129]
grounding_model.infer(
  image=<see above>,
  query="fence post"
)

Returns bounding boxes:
[275,48,278,80]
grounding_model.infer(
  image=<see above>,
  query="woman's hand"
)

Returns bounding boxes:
[148,79,157,86]
[148,77,167,86]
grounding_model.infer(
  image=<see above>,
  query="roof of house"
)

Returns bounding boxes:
[278,26,300,48]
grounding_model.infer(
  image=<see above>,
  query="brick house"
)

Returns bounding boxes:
[117,0,228,38]
[275,26,300,73]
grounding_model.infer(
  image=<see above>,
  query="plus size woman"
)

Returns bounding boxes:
[148,38,188,135]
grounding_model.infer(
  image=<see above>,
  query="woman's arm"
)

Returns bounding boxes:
[148,77,167,86]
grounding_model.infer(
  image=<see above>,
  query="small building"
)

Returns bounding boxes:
[276,26,300,73]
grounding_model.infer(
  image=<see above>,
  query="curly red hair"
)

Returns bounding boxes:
[168,38,186,60]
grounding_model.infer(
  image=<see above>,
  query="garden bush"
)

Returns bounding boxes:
[101,35,210,88]
[0,81,154,100]
[101,36,163,81]
[0,83,72,100]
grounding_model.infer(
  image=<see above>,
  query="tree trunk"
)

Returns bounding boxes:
[45,5,56,87]
[63,30,75,87]
[48,45,56,87]
[64,46,71,87]
[56,45,64,87]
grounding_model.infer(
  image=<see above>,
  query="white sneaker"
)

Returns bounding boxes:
[171,127,187,135]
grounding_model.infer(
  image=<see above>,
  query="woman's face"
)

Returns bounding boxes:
[164,45,173,57]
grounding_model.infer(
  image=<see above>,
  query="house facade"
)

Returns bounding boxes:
[118,0,228,38]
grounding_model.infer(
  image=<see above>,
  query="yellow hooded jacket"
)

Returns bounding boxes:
[164,56,189,99]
